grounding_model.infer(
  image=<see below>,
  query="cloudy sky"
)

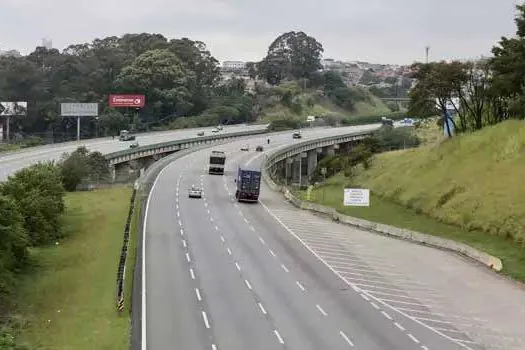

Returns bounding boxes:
[0,0,521,64]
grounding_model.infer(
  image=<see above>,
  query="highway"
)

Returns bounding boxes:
[0,124,266,181]
[142,126,475,350]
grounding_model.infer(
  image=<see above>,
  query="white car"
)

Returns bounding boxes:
[212,128,219,133]
[240,145,249,151]
[188,186,203,198]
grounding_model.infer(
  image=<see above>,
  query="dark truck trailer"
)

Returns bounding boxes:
[209,151,226,175]
[235,166,261,202]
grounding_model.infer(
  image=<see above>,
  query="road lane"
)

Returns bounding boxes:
[0,124,266,181]
[144,124,510,350]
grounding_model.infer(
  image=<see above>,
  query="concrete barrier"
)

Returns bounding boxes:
[261,169,503,272]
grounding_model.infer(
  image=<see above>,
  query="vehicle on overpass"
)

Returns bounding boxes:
[188,185,203,198]
[119,130,136,141]
[256,145,263,152]
[212,128,219,133]
[209,150,226,175]
[129,141,139,148]
[234,166,261,202]
[240,144,249,151]
[381,117,394,127]
[197,131,205,136]
[292,131,302,139]
[217,124,223,130]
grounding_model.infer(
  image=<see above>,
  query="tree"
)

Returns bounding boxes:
[1,162,65,246]
[115,49,196,117]
[259,31,324,85]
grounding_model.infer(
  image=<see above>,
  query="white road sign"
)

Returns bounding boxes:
[344,188,370,207]
[60,103,99,117]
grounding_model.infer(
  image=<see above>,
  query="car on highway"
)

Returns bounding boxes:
[197,131,205,136]
[256,145,263,152]
[129,141,139,148]
[212,128,219,133]
[188,186,203,198]
[292,131,302,139]
[240,144,249,151]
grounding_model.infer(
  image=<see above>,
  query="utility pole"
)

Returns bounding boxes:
[425,46,430,64]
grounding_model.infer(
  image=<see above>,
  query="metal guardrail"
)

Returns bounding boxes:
[104,129,268,165]
[116,186,138,314]
[264,128,378,169]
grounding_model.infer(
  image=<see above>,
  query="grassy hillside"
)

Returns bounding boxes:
[259,83,391,122]
[353,120,525,245]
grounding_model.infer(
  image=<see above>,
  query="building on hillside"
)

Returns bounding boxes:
[222,61,246,71]
[0,49,21,57]
[42,38,53,49]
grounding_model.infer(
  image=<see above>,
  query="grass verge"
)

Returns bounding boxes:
[15,186,133,349]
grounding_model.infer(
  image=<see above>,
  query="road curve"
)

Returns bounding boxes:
[0,124,266,181]
[142,126,470,350]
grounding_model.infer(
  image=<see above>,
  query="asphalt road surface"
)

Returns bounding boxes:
[0,124,266,181]
[142,127,494,350]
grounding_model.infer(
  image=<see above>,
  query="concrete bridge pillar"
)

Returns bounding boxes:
[324,145,336,156]
[307,150,318,181]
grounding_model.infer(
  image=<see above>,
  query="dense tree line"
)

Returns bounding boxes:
[408,4,525,133]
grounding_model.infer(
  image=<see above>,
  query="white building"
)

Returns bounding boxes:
[222,61,246,70]
[42,38,53,49]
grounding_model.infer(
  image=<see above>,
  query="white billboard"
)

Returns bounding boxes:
[344,188,370,207]
[60,103,99,117]
[0,102,27,116]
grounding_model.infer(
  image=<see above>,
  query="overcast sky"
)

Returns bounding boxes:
[0,0,521,64]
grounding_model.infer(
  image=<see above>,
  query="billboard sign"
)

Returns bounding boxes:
[60,103,99,117]
[108,94,145,108]
[0,101,27,116]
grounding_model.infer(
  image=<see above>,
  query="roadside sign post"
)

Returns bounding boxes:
[343,188,370,207]
[60,103,99,141]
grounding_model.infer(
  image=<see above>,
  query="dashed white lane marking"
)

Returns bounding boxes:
[370,302,380,310]
[177,211,180,217]
[280,264,289,273]
[244,280,253,290]
[176,204,179,210]
[178,219,182,226]
[394,322,405,331]
[421,346,429,350]
[274,330,285,344]
[258,302,267,315]
[227,247,232,255]
[186,253,191,263]
[212,344,217,350]
[360,293,371,302]
[408,334,420,343]
[190,268,195,280]
[202,311,211,329]
[180,228,184,236]
[381,311,393,320]
[258,237,265,244]
[207,209,210,214]
[243,218,249,224]
[339,330,355,347]
[296,281,306,291]
[269,250,276,257]
[195,288,202,301]
[250,226,255,232]
[210,217,214,222]
[215,225,219,231]
[182,239,187,248]
[316,304,328,316]
[204,202,208,207]
[220,236,225,243]
[235,262,241,271]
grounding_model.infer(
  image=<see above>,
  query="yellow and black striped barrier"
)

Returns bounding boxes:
[117,295,125,313]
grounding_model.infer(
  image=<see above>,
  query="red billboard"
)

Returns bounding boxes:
[108,94,145,108]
